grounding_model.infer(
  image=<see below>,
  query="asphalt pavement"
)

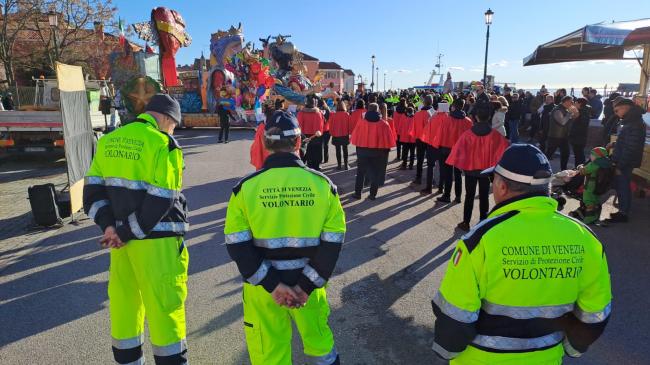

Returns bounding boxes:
[1,129,648,364]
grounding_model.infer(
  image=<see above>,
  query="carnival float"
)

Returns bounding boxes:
[108,7,325,128]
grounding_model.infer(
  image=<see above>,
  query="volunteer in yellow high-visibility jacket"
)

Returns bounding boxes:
[225,110,345,365]
[84,94,189,365]
[432,143,612,364]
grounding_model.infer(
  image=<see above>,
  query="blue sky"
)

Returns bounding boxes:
[113,0,650,91]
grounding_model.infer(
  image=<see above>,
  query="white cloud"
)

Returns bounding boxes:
[490,60,509,68]
[469,68,483,73]
[449,66,465,71]
[560,63,581,70]
[394,69,412,74]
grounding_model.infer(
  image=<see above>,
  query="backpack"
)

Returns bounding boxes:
[27,184,63,227]
[593,164,615,196]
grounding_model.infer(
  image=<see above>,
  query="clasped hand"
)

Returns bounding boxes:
[272,283,309,309]
[100,226,124,249]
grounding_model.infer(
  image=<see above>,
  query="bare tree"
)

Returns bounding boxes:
[0,0,40,87]
[30,0,116,73]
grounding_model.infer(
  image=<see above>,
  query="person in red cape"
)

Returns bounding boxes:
[393,98,407,161]
[378,102,396,186]
[412,95,435,184]
[349,99,366,135]
[329,101,352,170]
[447,108,509,231]
[251,99,294,170]
[397,106,416,170]
[351,103,396,200]
[297,97,325,170]
[420,102,446,195]
[434,98,473,203]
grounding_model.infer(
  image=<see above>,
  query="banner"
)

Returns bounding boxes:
[57,62,95,214]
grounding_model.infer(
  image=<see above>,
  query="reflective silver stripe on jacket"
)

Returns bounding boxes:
[270,258,309,270]
[307,346,338,365]
[96,177,179,197]
[302,264,326,287]
[563,337,583,358]
[112,334,144,349]
[482,300,574,319]
[225,230,253,244]
[574,302,611,323]
[254,237,320,249]
[320,231,345,243]
[152,338,187,356]
[247,261,271,285]
[151,222,189,233]
[472,331,563,351]
[105,177,149,190]
[88,199,110,220]
[431,341,460,360]
[147,184,177,199]
[128,213,146,239]
[433,291,479,323]
[85,176,105,185]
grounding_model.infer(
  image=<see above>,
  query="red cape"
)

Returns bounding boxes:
[386,117,397,139]
[349,109,366,134]
[329,111,351,137]
[396,115,416,143]
[393,112,404,135]
[250,123,270,170]
[297,110,324,135]
[351,118,396,149]
[446,129,510,171]
[422,112,444,146]
[413,109,433,140]
[433,114,473,148]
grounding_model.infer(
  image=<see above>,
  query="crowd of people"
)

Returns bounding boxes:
[250,83,646,228]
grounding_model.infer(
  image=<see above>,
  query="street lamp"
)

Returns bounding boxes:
[376,67,379,93]
[371,55,375,92]
[48,10,59,64]
[482,8,494,89]
[383,71,387,92]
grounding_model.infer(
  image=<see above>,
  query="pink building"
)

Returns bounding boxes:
[299,52,320,81]
[318,61,344,93]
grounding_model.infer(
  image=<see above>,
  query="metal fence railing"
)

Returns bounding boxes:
[3,86,36,109]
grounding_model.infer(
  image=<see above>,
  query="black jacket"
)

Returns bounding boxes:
[612,106,647,169]
[569,105,592,145]
[507,99,524,120]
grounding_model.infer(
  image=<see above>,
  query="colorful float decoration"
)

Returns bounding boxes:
[132,7,192,88]
[206,24,275,124]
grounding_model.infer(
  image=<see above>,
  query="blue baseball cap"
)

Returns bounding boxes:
[265,110,301,140]
[482,143,552,185]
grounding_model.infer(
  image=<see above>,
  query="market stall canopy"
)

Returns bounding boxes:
[523,18,650,66]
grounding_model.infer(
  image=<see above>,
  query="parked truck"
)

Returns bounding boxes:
[0,78,120,153]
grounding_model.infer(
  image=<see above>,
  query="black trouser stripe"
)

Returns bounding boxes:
[112,345,143,364]
[153,349,188,365]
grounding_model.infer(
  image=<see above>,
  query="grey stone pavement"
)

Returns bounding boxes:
[0,129,648,364]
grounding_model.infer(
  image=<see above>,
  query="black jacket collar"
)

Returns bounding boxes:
[262,152,305,169]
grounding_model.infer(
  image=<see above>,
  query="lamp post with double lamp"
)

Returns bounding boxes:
[371,55,375,92]
[482,8,494,89]
[48,10,59,64]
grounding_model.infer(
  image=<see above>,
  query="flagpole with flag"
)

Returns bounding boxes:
[118,17,126,47]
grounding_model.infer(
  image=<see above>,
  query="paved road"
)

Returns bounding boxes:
[1,129,648,364]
